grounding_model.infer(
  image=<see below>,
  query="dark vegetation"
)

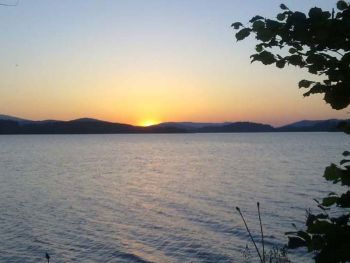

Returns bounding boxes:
[237,203,291,263]
[232,1,350,262]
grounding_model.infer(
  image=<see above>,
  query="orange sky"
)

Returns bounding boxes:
[0,0,347,127]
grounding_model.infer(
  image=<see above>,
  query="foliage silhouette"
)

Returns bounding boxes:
[233,1,350,262]
[237,203,291,263]
[232,1,350,110]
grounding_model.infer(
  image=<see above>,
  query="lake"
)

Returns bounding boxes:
[0,133,347,262]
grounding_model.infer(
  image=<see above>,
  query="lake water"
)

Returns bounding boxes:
[0,133,347,262]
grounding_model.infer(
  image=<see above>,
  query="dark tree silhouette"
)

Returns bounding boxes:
[232,1,350,110]
[232,1,350,263]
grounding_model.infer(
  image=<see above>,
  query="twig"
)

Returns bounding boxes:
[236,207,264,263]
[257,202,265,263]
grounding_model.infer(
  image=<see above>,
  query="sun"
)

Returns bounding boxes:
[139,120,159,127]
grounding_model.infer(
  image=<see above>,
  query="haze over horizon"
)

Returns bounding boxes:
[0,0,348,126]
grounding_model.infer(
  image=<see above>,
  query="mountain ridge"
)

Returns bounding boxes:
[0,114,348,134]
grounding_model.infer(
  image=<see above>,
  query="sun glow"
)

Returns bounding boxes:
[139,120,159,127]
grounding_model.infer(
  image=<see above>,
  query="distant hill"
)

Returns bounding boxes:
[277,119,346,132]
[283,120,332,128]
[0,114,59,125]
[153,121,275,132]
[70,118,102,122]
[194,122,275,133]
[155,122,233,130]
[0,114,347,134]
[0,114,32,124]
[0,116,187,134]
[153,120,347,133]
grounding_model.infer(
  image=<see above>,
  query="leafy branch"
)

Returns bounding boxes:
[232,1,350,110]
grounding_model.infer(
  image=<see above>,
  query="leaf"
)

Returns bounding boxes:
[280,4,288,10]
[324,164,342,182]
[324,84,350,110]
[266,19,281,31]
[322,196,338,207]
[249,15,264,23]
[296,231,311,243]
[293,43,303,51]
[337,192,350,208]
[277,13,286,21]
[298,79,314,88]
[251,51,276,65]
[235,28,251,41]
[276,60,286,68]
[290,11,307,22]
[343,151,350,156]
[324,79,331,85]
[307,64,319,74]
[307,220,333,234]
[255,44,263,53]
[337,0,348,11]
[308,7,323,19]
[303,83,325,96]
[288,55,305,66]
[317,204,330,211]
[289,48,297,54]
[252,20,265,31]
[231,22,243,29]
[259,51,276,64]
[288,236,306,248]
[256,28,274,41]
[340,159,350,165]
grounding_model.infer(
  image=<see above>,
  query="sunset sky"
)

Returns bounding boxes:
[0,0,347,126]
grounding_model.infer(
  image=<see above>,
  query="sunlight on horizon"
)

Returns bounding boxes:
[139,120,160,127]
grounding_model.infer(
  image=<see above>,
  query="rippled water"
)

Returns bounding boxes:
[0,133,347,262]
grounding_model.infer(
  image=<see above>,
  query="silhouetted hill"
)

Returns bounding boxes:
[0,120,21,134]
[282,119,336,128]
[0,118,186,134]
[277,119,348,132]
[195,122,275,133]
[0,115,348,134]
[155,122,233,130]
[152,121,275,132]
[0,114,33,124]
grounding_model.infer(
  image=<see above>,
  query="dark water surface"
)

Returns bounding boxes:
[0,133,347,262]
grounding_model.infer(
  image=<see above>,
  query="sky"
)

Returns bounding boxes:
[0,0,347,127]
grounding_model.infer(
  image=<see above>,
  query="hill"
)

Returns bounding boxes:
[277,119,346,132]
[0,117,186,134]
[0,115,348,134]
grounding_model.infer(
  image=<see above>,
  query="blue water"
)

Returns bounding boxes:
[0,133,347,262]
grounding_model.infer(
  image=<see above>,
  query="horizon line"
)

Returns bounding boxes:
[0,113,343,128]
